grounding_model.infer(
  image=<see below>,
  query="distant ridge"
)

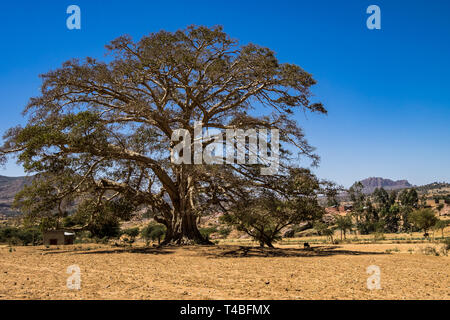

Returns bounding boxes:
[0,175,33,217]
[355,177,413,194]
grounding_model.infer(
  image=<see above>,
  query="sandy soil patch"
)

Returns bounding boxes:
[0,243,448,300]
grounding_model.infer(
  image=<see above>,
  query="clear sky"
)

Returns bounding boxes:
[0,0,449,187]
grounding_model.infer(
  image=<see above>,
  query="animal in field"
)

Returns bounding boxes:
[303,242,311,249]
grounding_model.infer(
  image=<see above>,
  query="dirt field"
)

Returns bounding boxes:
[0,242,449,300]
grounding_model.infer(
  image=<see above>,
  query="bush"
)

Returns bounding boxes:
[218,227,232,238]
[199,227,218,239]
[120,227,140,244]
[373,232,385,242]
[121,227,140,238]
[442,238,450,251]
[18,227,42,246]
[0,226,42,246]
[88,215,121,239]
[421,246,439,256]
[141,223,166,245]
[93,236,109,244]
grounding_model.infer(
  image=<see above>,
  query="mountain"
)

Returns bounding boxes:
[356,177,413,194]
[0,175,33,217]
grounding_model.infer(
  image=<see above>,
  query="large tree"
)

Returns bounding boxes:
[0,25,326,244]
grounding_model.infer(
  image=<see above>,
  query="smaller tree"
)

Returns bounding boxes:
[222,191,323,248]
[119,227,140,245]
[221,169,327,248]
[335,215,353,240]
[314,221,335,243]
[141,223,166,245]
[141,224,153,246]
[149,225,165,245]
[409,209,438,237]
[122,227,140,239]
[433,219,448,238]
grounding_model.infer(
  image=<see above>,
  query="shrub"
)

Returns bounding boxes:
[218,227,232,238]
[141,223,166,245]
[199,227,218,239]
[0,226,42,246]
[88,214,121,239]
[373,232,385,242]
[149,226,165,245]
[120,227,140,245]
[442,238,450,251]
[121,227,140,238]
[421,246,439,256]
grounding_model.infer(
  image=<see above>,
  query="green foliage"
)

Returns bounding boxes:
[141,223,166,245]
[0,25,327,244]
[380,204,401,233]
[121,227,140,238]
[356,220,384,235]
[399,188,419,208]
[421,246,439,256]
[314,221,335,242]
[0,226,42,246]
[218,227,232,238]
[221,168,327,247]
[433,219,448,238]
[348,186,424,235]
[88,214,120,239]
[76,200,122,239]
[442,237,450,250]
[373,232,385,242]
[436,203,444,215]
[335,215,353,240]
[199,227,218,239]
[408,209,438,235]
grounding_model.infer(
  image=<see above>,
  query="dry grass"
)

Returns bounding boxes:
[0,241,449,300]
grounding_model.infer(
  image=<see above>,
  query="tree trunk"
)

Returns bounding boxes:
[265,241,274,248]
[162,208,212,245]
[159,168,213,246]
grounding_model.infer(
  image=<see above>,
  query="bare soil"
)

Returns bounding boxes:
[0,242,449,300]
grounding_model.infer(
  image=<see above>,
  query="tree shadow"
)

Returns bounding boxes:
[203,245,389,258]
[39,246,174,256]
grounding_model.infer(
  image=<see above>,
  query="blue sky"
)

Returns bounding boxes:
[0,0,449,187]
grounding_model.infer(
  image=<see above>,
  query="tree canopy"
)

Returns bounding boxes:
[1,25,327,244]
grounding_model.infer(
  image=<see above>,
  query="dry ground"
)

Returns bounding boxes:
[0,242,449,300]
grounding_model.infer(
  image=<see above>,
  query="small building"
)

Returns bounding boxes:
[43,230,75,246]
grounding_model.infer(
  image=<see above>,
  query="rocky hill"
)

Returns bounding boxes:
[354,177,413,194]
[0,175,33,217]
